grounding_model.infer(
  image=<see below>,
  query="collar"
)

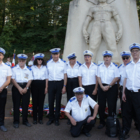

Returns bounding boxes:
[17,64,27,70]
[68,61,78,67]
[132,59,140,64]
[103,62,112,67]
[51,58,61,63]
[83,62,94,68]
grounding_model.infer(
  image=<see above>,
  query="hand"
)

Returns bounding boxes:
[87,117,94,123]
[70,118,77,126]
[0,87,3,93]
[102,86,109,92]
[22,88,27,94]
[45,87,48,94]
[83,30,90,44]
[116,30,122,43]
[122,93,126,102]
[92,89,97,95]
[18,87,24,95]
[62,87,66,94]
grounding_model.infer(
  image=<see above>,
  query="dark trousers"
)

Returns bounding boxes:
[70,116,95,137]
[12,84,30,124]
[66,77,79,101]
[122,88,140,134]
[0,89,7,126]
[31,80,46,121]
[98,84,118,125]
[48,80,63,121]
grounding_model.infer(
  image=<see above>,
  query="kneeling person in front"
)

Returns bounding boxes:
[64,87,99,137]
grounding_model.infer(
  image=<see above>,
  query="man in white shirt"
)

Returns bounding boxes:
[5,57,11,67]
[97,50,119,129]
[78,50,98,101]
[0,48,12,132]
[65,87,99,137]
[121,43,140,138]
[46,48,66,126]
[12,54,32,128]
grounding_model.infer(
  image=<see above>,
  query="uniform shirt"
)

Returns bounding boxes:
[97,62,119,84]
[31,65,48,80]
[124,60,140,92]
[12,65,33,83]
[64,95,97,122]
[0,62,12,87]
[5,61,11,67]
[47,58,65,81]
[64,61,80,78]
[78,63,97,86]
[118,64,126,86]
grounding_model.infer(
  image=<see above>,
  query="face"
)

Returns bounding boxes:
[18,59,26,67]
[131,49,140,59]
[84,55,92,63]
[7,58,10,62]
[0,53,4,62]
[69,58,76,65]
[98,0,106,3]
[122,56,131,65]
[52,53,60,61]
[75,93,84,102]
[37,58,43,65]
[103,55,112,64]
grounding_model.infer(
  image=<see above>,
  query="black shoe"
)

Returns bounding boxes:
[38,120,43,124]
[67,119,71,125]
[84,132,91,137]
[23,122,31,127]
[13,123,19,128]
[55,120,60,126]
[119,130,129,140]
[97,124,105,129]
[33,120,37,124]
[46,120,54,125]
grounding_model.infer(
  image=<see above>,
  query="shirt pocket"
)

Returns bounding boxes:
[57,66,64,73]
[136,67,140,78]
[2,70,7,78]
[82,69,86,76]
[108,69,114,78]
[16,72,21,81]
[84,105,89,113]
[89,69,96,76]
[72,108,78,117]
[73,69,78,76]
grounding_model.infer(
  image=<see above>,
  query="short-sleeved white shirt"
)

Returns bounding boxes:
[97,62,120,84]
[12,65,33,83]
[119,64,126,86]
[64,95,97,122]
[78,63,97,86]
[0,62,12,87]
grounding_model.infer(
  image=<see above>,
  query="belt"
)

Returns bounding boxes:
[127,88,140,93]
[17,82,27,86]
[49,80,63,82]
[68,77,78,80]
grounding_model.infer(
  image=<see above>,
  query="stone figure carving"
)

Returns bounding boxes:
[83,0,123,62]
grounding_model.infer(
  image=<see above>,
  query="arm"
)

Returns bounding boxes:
[65,112,76,126]
[62,74,67,94]
[109,77,119,87]
[122,78,127,102]
[92,76,98,95]
[78,76,82,87]
[0,76,11,93]
[45,79,48,94]
[22,80,32,94]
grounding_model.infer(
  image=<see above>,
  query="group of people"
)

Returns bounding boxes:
[0,43,140,139]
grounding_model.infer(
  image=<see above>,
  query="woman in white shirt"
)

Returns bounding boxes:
[31,53,48,124]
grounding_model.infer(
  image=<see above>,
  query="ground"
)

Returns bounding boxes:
[0,86,139,140]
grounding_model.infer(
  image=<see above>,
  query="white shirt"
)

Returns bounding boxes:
[64,95,97,122]
[5,61,11,67]
[78,63,97,86]
[97,62,120,84]
[47,58,65,81]
[119,64,126,86]
[31,65,48,80]
[0,62,12,87]
[12,65,33,83]
[124,60,140,92]
[64,61,80,78]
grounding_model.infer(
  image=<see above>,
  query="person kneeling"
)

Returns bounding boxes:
[64,87,99,137]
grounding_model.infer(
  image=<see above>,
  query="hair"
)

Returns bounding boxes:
[33,58,46,66]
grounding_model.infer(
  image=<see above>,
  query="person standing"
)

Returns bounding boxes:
[78,50,98,101]
[5,57,11,67]
[121,43,140,138]
[0,48,12,132]
[31,53,48,124]
[46,48,66,126]
[12,54,32,128]
[97,50,119,129]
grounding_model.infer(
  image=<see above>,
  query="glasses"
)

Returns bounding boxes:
[131,50,139,53]
[84,55,91,58]
[122,57,129,60]
[37,59,43,61]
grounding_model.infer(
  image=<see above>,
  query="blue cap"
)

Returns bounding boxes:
[17,54,28,59]
[120,51,131,57]
[102,50,113,57]
[0,48,6,55]
[73,87,85,93]
[67,53,76,59]
[50,48,61,54]
[129,43,140,51]
[83,50,93,57]
[34,53,44,59]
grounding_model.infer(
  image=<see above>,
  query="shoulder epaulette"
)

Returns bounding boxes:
[118,64,122,68]
[94,62,97,65]
[27,66,32,71]
[69,97,76,102]
[126,61,132,66]
[47,58,52,63]
[61,59,66,63]
[86,94,88,98]
[98,63,102,66]
[5,63,10,66]
[77,61,81,66]
[113,62,118,67]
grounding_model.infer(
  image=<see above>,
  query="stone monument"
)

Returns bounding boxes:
[63,0,140,64]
